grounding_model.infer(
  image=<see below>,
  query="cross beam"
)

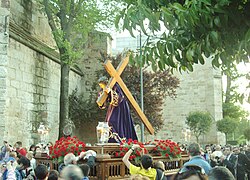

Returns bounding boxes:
[96,57,154,135]
[96,56,130,107]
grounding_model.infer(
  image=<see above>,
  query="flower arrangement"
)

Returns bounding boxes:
[150,139,181,159]
[114,139,181,163]
[114,139,148,164]
[49,136,86,163]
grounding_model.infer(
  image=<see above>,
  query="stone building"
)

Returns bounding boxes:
[0,0,111,147]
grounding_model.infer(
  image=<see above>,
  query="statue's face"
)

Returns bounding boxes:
[99,83,106,89]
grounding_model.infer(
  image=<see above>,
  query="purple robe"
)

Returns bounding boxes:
[105,83,138,142]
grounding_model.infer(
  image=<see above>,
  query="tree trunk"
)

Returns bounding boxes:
[224,74,232,104]
[225,133,227,144]
[196,136,199,143]
[59,61,70,138]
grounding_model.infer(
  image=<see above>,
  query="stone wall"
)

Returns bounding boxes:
[0,0,83,147]
[146,58,225,145]
[5,37,82,146]
[0,0,10,144]
[0,0,111,147]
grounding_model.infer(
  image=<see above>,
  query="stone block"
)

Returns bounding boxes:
[0,55,7,65]
[0,43,7,55]
[0,67,6,78]
[10,80,20,89]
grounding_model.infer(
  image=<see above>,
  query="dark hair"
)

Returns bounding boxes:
[48,170,59,180]
[188,143,201,156]
[79,164,90,177]
[35,164,48,180]
[172,165,208,180]
[29,144,36,151]
[141,155,153,170]
[208,167,235,180]
[18,156,30,168]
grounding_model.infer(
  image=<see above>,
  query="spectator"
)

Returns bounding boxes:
[122,144,157,180]
[14,141,27,157]
[220,146,237,177]
[48,170,59,180]
[26,151,36,170]
[79,164,90,180]
[2,157,22,180]
[203,145,212,163]
[245,145,250,180]
[154,161,167,180]
[61,165,83,180]
[17,156,32,179]
[172,164,208,180]
[232,146,250,180]
[34,164,48,180]
[59,150,96,172]
[208,166,235,180]
[210,145,223,167]
[183,143,212,174]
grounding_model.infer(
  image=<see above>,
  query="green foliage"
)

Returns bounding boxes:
[117,0,250,72]
[223,102,248,120]
[244,127,250,141]
[69,89,106,126]
[39,0,120,63]
[216,117,238,142]
[186,111,213,142]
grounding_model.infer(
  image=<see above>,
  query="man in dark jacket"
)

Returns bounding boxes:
[220,146,237,177]
[232,146,250,180]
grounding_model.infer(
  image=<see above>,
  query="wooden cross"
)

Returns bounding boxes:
[96,56,154,135]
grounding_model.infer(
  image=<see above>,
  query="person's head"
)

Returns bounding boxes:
[17,156,30,170]
[64,153,77,165]
[188,143,201,156]
[140,155,153,170]
[154,161,165,171]
[208,166,235,180]
[48,170,59,180]
[98,76,108,89]
[15,141,22,149]
[205,145,211,153]
[173,165,208,180]
[223,146,232,156]
[61,165,83,180]
[247,144,250,151]
[215,145,221,151]
[9,151,18,159]
[79,164,90,177]
[29,144,36,152]
[35,164,49,180]
[232,146,240,155]
[26,151,34,160]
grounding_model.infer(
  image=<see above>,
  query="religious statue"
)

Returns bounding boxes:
[98,76,138,142]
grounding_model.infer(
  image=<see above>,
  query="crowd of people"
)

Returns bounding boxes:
[173,143,250,180]
[0,140,96,180]
[0,140,250,180]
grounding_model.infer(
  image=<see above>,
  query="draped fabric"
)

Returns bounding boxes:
[105,83,138,142]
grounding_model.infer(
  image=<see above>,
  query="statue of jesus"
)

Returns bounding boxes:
[97,76,138,143]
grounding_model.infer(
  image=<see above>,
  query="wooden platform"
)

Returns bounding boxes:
[35,144,189,180]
